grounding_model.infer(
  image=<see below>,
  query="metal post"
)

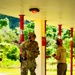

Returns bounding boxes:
[58,24,62,46]
[70,28,73,75]
[42,20,46,75]
[19,15,24,69]
[45,20,46,75]
[19,15,24,43]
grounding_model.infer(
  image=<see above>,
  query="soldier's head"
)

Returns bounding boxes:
[56,39,62,46]
[56,39,60,45]
[28,32,36,41]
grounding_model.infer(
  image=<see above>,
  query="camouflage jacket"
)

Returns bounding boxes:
[20,40,40,60]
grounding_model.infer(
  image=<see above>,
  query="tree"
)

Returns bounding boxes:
[7,46,20,61]
[46,25,70,58]
[0,18,8,29]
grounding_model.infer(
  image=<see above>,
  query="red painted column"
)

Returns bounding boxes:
[45,21,50,58]
[19,15,24,43]
[19,15,24,69]
[41,20,46,75]
[45,20,46,75]
[58,24,62,46]
[70,28,73,75]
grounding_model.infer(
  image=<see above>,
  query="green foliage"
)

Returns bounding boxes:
[26,21,35,29]
[46,25,70,58]
[24,21,34,40]
[0,58,20,68]
[62,28,70,40]
[0,26,19,43]
[0,44,20,60]
[63,38,70,57]
[0,17,34,68]
[73,32,75,48]
[46,25,58,39]
[7,46,20,61]
[0,18,8,29]
[0,14,72,68]
[0,14,19,29]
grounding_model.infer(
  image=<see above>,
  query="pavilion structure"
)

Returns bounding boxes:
[0,0,75,75]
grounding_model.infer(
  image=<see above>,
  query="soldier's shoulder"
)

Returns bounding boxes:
[20,40,28,45]
[34,41,38,45]
[22,40,29,43]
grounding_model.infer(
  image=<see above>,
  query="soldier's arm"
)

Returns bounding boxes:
[12,40,21,48]
[36,42,40,53]
[20,41,28,59]
[33,41,40,56]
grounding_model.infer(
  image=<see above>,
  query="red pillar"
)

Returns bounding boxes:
[19,15,24,69]
[45,20,46,75]
[41,20,46,75]
[45,20,51,59]
[19,15,24,43]
[58,24,62,46]
[70,28,73,75]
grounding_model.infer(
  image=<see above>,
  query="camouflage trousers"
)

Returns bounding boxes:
[21,59,36,75]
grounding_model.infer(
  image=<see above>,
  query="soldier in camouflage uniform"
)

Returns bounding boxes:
[20,32,40,75]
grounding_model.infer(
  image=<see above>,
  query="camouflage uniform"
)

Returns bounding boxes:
[20,32,40,75]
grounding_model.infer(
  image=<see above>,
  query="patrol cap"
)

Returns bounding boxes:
[28,32,36,38]
[56,39,60,45]
[56,39,62,46]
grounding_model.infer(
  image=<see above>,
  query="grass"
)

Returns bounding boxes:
[0,68,75,75]
[0,68,20,75]
[0,58,75,75]
[46,58,75,75]
[47,70,75,75]
[0,68,31,75]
